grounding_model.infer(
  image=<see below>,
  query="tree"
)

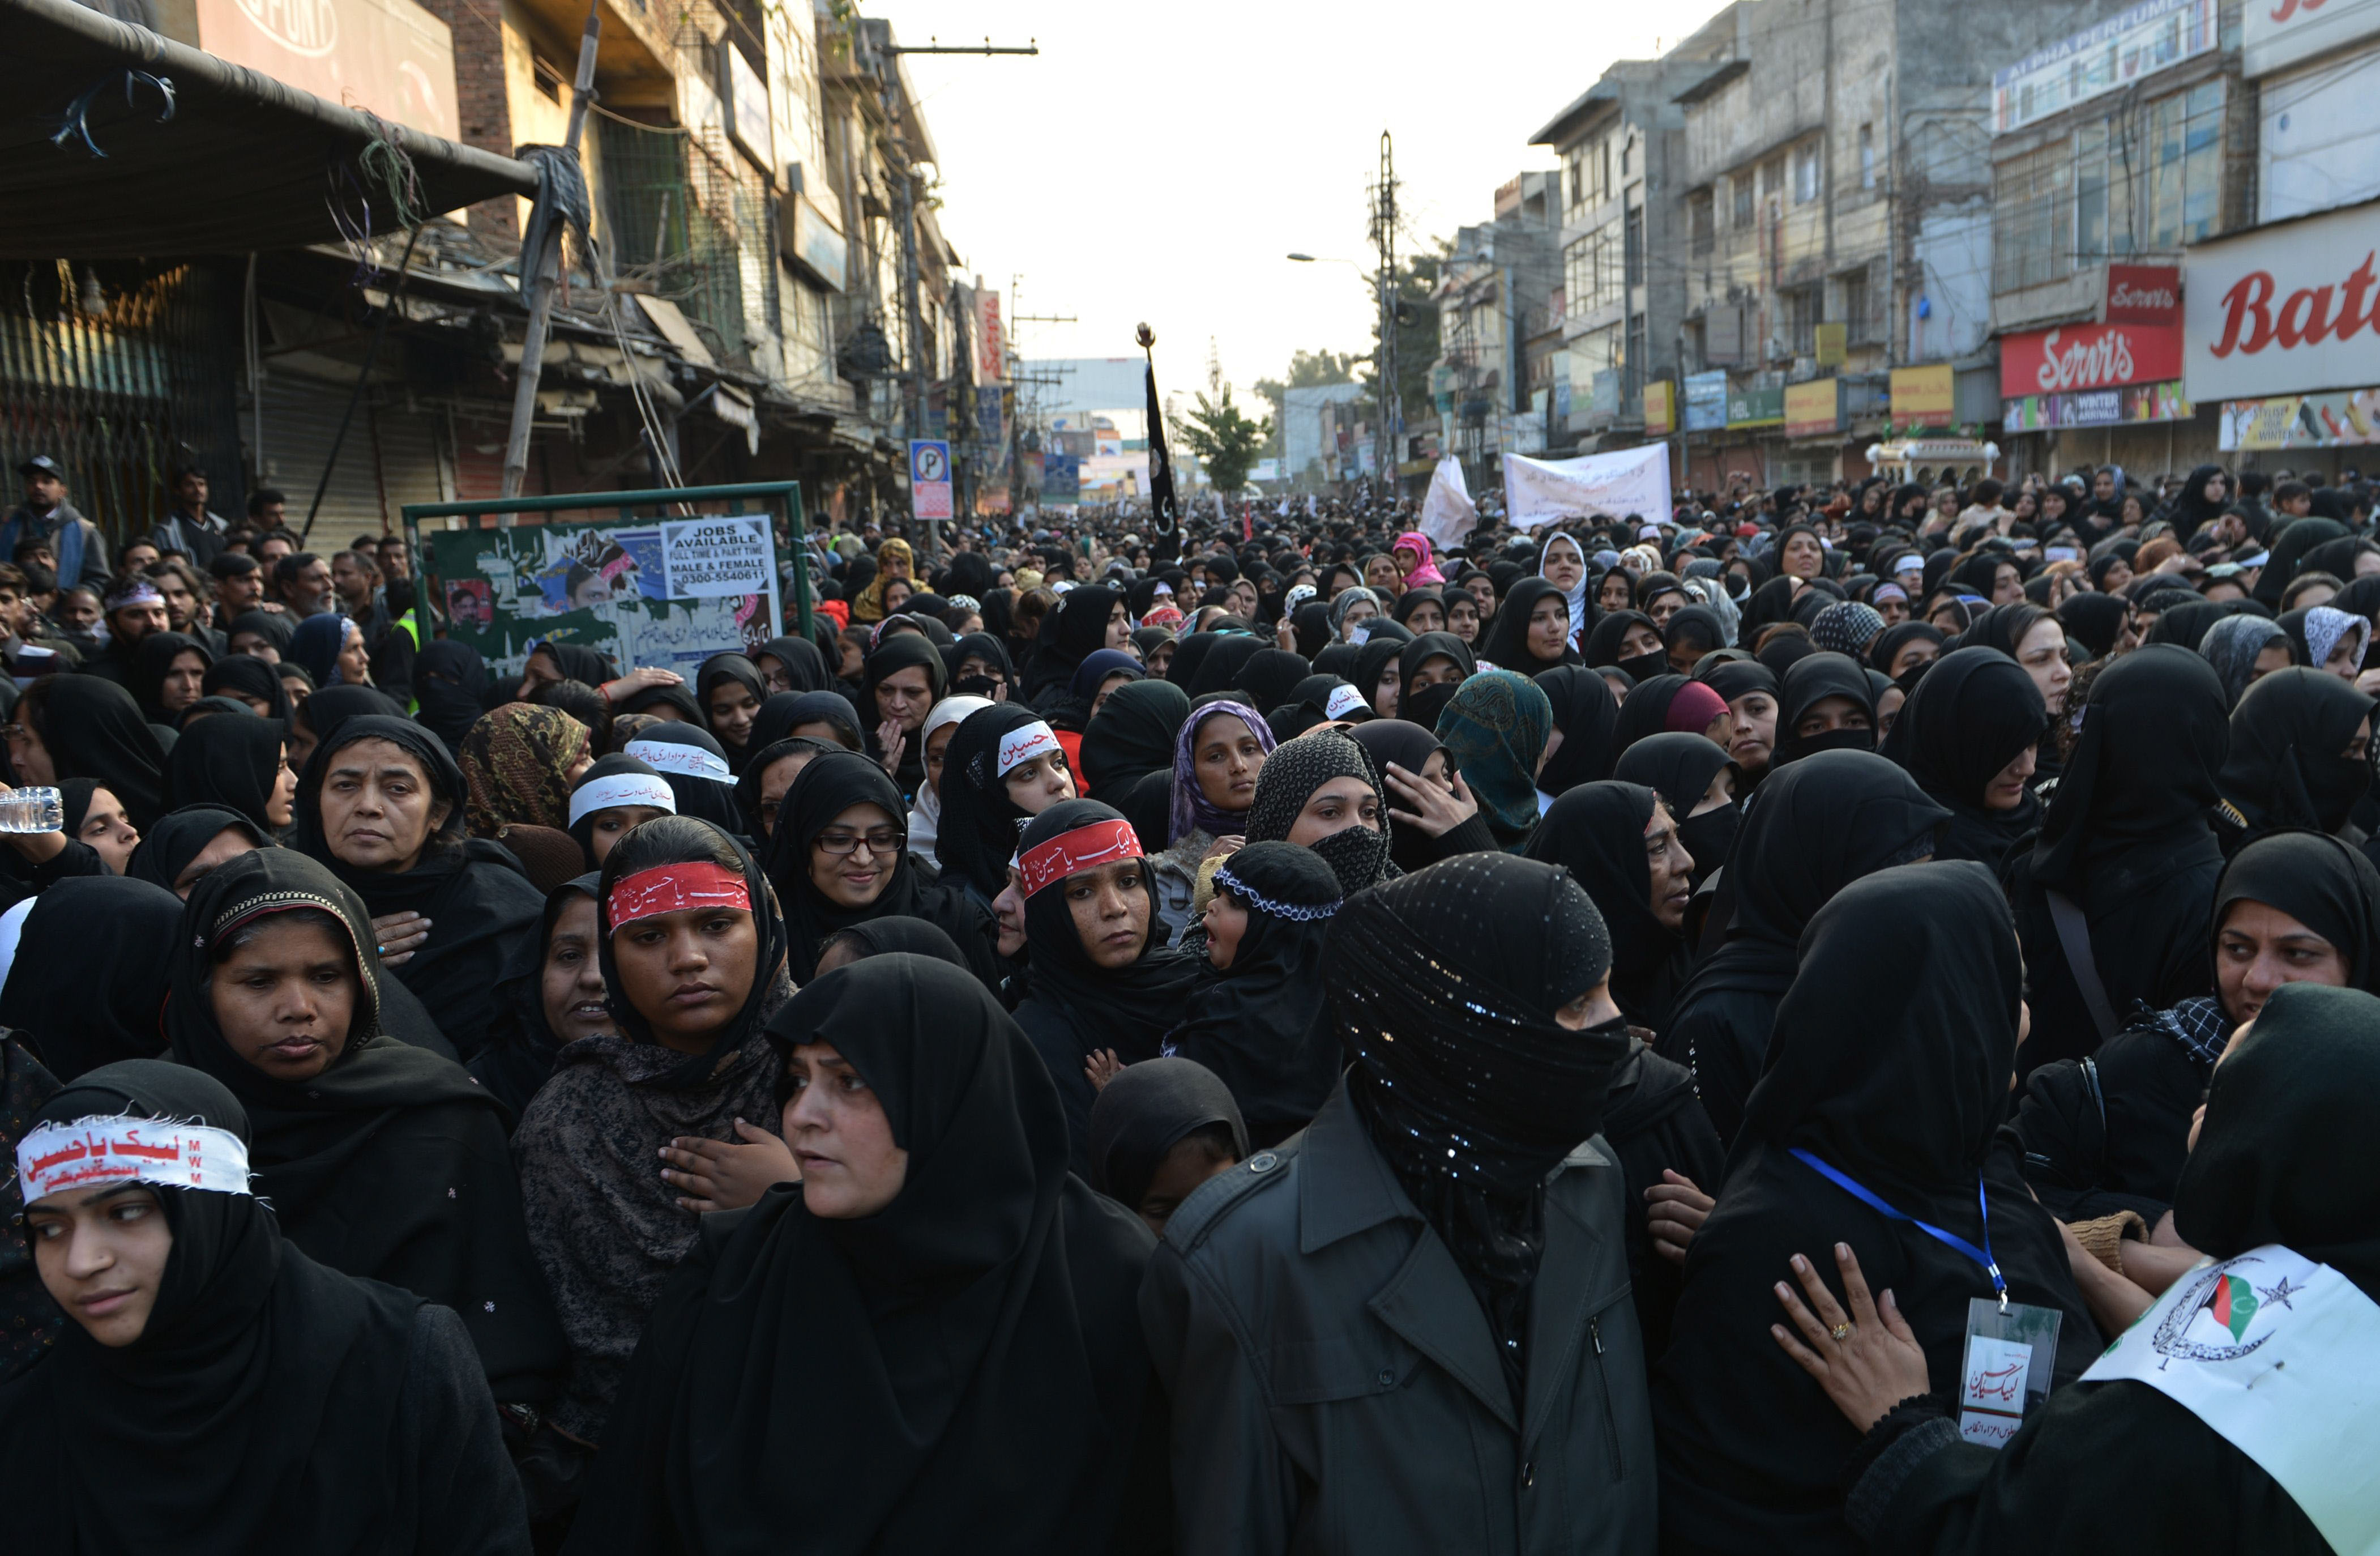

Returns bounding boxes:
[1359,245,1445,451]
[1254,348,1362,458]
[1180,388,1272,496]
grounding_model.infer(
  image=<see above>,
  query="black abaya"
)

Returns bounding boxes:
[1522,781,1690,1034]
[1077,676,1190,799]
[1878,646,2048,872]
[0,875,181,1080]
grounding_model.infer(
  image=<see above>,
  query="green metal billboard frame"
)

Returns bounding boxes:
[401,481,811,642]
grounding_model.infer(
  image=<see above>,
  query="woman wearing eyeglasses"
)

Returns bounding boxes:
[761,749,1003,991]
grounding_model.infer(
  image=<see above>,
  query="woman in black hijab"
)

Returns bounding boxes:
[1398,630,1474,710]
[1078,676,1189,801]
[1242,727,1398,898]
[1086,1056,1247,1236]
[1772,650,1878,765]
[1010,799,1205,1176]
[129,629,213,726]
[693,652,767,774]
[622,722,747,836]
[162,709,296,832]
[1024,582,1125,707]
[1702,657,1784,786]
[749,687,866,753]
[2061,591,2133,663]
[1185,633,1267,702]
[2007,645,2230,1072]
[512,817,794,1477]
[567,954,1164,1556]
[1238,646,1313,717]
[932,703,1076,905]
[0,875,181,1080]
[1659,750,1949,1145]
[1868,620,1944,679]
[1586,607,1669,683]
[2215,666,2374,847]
[124,803,268,896]
[165,848,564,1409]
[1524,781,1694,1034]
[1613,730,1741,894]
[1287,597,1334,658]
[1522,662,1616,800]
[752,633,831,695]
[1880,646,2049,872]
[1161,839,1343,1146]
[293,713,546,1054]
[764,749,999,988]
[1815,979,2380,1556]
[10,674,166,829]
[2253,515,2349,608]
[0,1060,531,1555]
[857,631,947,799]
[1655,863,2096,1556]
[1479,575,1583,675]
[200,650,295,730]
[410,640,488,753]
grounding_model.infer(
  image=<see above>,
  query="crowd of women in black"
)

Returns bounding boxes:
[2,458,2377,1555]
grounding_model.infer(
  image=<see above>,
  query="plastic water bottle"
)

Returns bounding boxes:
[0,787,63,833]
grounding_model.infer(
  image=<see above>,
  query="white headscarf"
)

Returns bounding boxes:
[1540,532,1591,645]
[905,695,995,861]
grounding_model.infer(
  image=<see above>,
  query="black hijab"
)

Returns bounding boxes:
[1397,630,1475,702]
[31,675,166,829]
[1024,583,1122,702]
[1243,727,1396,898]
[1523,664,1618,802]
[1345,719,1452,874]
[1238,646,1313,715]
[125,803,268,893]
[2255,517,2348,608]
[163,849,559,1400]
[1479,575,1582,674]
[469,871,600,1123]
[613,679,703,724]
[763,749,997,987]
[2215,831,2380,995]
[531,638,615,688]
[1586,608,1668,686]
[857,633,947,794]
[1086,1056,1249,1213]
[1879,646,2048,871]
[1161,839,1344,1138]
[1185,633,1266,701]
[201,651,295,732]
[1772,650,1878,765]
[2219,666,2375,836]
[751,688,865,752]
[1077,677,1189,799]
[410,640,488,752]
[130,629,213,723]
[693,653,767,768]
[163,709,285,830]
[933,704,1058,901]
[1523,781,1689,1032]
[753,633,831,694]
[1866,620,1943,675]
[0,875,181,1080]
[0,1060,432,1556]
[294,683,404,754]
[293,713,546,1050]
[224,607,294,655]
[570,955,1156,1556]
[623,722,748,835]
[1613,731,1739,893]
[2060,590,2131,659]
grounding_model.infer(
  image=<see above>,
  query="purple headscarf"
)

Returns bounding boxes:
[1168,700,1277,844]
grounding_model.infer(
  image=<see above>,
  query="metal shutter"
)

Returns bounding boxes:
[254,372,386,536]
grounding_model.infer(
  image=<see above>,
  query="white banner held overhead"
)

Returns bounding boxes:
[1501,445,1673,531]
[1418,456,1477,547]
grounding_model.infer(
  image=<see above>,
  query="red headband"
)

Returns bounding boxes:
[608,862,751,928]
[1019,819,1143,898]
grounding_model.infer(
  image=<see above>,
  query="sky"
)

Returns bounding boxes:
[886,0,1732,408]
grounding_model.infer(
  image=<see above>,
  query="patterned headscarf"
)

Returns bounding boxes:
[1809,600,1886,659]
[1434,669,1554,846]
[849,537,916,624]
[460,702,592,837]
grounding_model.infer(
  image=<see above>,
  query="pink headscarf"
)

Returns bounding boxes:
[1394,531,1446,586]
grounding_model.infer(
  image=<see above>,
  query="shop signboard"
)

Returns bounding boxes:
[1682,370,1728,432]
[1891,364,1955,427]
[2185,199,2380,400]
[1727,383,1784,428]
[1643,380,1676,436]
[2003,380,2193,431]
[2220,389,2380,448]
[2001,321,2185,399]
[1992,0,2216,134]
[2245,0,2380,76]
[1784,378,1841,437]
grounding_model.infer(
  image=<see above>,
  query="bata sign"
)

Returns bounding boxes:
[1999,321,2182,399]
[2185,200,2380,401]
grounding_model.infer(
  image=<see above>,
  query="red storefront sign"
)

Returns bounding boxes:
[1999,321,2185,400]
[2184,199,2380,402]
[2105,265,2181,324]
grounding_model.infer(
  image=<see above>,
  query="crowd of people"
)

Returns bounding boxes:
[2,449,2377,1555]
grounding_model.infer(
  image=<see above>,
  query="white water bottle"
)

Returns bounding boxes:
[0,787,64,833]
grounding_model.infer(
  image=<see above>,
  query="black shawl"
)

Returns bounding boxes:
[532,639,616,688]
[0,874,181,1080]
[0,1060,513,1556]
[468,871,599,1123]
[1585,608,1668,683]
[1184,633,1266,701]
[752,633,832,693]
[36,673,166,829]
[125,803,267,893]
[2217,665,2375,838]
[129,629,213,724]
[1011,799,1206,1175]
[2010,646,2228,1071]
[293,713,545,1051]
[1879,646,2047,873]
[1160,839,1343,1141]
[163,709,285,830]
[1237,647,1313,716]
[1242,727,1397,897]
[294,683,405,753]
[1611,731,1740,893]
[1660,751,1948,1144]
[165,849,564,1404]
[1479,575,1582,675]
[564,956,1160,1556]
[857,633,947,797]
[1024,583,1122,705]
[1654,864,2097,1556]
[750,688,866,752]
[1077,676,1190,799]
[763,749,999,987]
[1523,782,1690,1033]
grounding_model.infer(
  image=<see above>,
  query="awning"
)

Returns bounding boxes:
[0,0,537,258]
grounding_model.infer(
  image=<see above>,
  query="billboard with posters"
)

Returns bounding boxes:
[424,513,782,680]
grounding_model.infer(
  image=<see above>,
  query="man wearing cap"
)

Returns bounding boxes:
[143,465,228,569]
[1,457,110,591]
[75,576,172,687]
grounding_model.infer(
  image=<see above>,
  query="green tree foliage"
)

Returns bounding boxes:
[1181,388,1272,496]
[1360,246,1444,444]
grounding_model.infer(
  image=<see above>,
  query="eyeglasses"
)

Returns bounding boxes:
[815,827,903,856]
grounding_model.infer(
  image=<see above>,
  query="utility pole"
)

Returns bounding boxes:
[878,36,1037,562]
[1370,131,1403,495]
[1007,275,1073,521]
[503,1,601,498]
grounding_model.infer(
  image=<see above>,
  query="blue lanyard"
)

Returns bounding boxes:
[1790,1148,2007,1308]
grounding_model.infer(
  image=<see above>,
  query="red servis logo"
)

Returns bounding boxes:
[2033,327,2137,392]
[2212,253,2380,357]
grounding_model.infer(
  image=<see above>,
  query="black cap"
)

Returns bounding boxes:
[17,455,62,479]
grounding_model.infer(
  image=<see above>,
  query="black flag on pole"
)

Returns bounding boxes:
[1138,322,1180,529]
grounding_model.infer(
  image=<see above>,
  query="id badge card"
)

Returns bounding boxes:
[1956,1298,2061,1448]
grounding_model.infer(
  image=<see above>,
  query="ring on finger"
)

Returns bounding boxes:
[1830,1321,1853,1342]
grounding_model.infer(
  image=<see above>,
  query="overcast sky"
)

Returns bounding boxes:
[887,0,1730,406]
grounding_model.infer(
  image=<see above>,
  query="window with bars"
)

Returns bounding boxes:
[1841,265,1874,343]
[1689,189,1715,258]
[1992,138,2073,293]
[1785,285,1823,355]
[1732,172,1754,229]
[1623,205,1644,294]
[1793,142,1821,204]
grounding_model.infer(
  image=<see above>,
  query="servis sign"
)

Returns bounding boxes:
[2185,199,2380,401]
[1999,321,2183,400]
